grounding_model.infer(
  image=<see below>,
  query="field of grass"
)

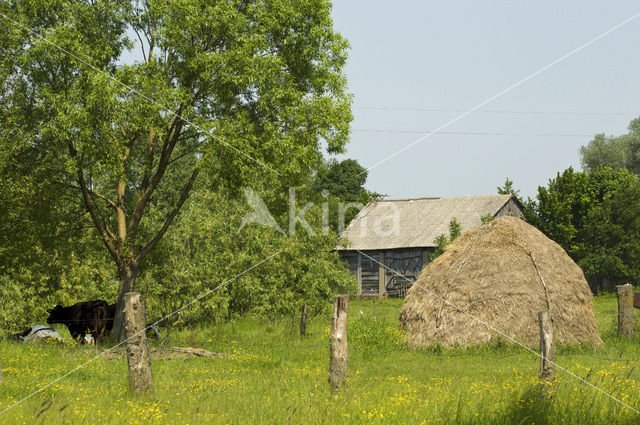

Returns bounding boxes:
[1,294,640,424]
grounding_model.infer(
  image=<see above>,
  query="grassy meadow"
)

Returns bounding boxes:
[1,294,640,424]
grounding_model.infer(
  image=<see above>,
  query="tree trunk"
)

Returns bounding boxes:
[124,292,153,394]
[112,261,139,340]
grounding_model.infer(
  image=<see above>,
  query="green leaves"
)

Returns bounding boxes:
[141,188,356,324]
[580,116,640,175]
[497,177,520,198]
[430,218,462,261]
[0,0,353,325]
[576,183,640,289]
[526,166,640,292]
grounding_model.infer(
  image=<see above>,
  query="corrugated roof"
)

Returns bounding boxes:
[338,195,519,250]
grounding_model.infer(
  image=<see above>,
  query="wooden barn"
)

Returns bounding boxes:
[337,195,524,296]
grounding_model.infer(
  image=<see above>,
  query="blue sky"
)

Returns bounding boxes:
[330,1,640,199]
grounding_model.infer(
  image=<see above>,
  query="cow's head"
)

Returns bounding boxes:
[46,305,66,324]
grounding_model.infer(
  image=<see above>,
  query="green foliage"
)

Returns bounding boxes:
[0,180,358,329]
[525,166,640,292]
[575,183,640,289]
[580,116,640,175]
[313,159,375,204]
[0,149,117,329]
[430,217,462,261]
[481,213,494,225]
[0,0,354,326]
[139,186,357,325]
[311,158,379,232]
[497,177,520,198]
[449,217,462,240]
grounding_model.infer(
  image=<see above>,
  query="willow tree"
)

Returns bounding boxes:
[0,0,351,338]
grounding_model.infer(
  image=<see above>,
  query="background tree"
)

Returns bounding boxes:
[525,166,639,292]
[580,116,640,174]
[313,159,375,204]
[312,158,378,232]
[575,183,640,292]
[1,0,352,337]
[497,177,520,198]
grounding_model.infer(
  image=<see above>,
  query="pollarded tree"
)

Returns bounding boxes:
[0,0,352,338]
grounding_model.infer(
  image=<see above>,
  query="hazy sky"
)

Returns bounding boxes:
[330,1,640,199]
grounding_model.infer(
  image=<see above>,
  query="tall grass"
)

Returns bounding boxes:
[1,295,640,424]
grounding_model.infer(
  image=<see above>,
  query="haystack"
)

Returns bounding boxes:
[399,216,601,347]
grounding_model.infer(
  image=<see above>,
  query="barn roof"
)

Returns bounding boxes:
[338,194,522,251]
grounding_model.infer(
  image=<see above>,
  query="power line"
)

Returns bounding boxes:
[360,10,640,175]
[354,106,634,116]
[353,129,594,137]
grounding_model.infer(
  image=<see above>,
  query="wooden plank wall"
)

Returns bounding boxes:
[340,248,430,297]
[359,251,379,295]
[384,248,427,297]
[495,198,524,219]
[340,251,361,292]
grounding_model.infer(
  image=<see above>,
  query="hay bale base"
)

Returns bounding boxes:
[399,217,601,348]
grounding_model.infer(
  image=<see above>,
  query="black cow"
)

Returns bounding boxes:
[106,303,116,331]
[47,300,110,343]
[102,303,160,339]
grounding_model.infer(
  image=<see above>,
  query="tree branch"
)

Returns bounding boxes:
[139,126,156,196]
[90,189,118,209]
[165,138,206,167]
[137,168,199,262]
[127,113,184,242]
[59,181,118,209]
[68,142,120,263]
[133,26,147,62]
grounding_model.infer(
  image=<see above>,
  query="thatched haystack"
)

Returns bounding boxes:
[399,216,602,347]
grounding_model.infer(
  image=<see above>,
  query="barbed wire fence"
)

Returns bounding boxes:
[2,286,640,422]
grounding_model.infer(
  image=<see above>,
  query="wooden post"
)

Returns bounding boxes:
[617,284,635,337]
[124,292,153,394]
[329,295,349,392]
[356,253,362,294]
[538,311,555,382]
[300,304,307,337]
[372,299,376,321]
[378,252,386,296]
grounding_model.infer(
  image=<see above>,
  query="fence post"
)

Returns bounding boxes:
[538,311,555,383]
[616,284,635,338]
[124,292,153,394]
[329,295,349,392]
[378,252,386,296]
[372,299,376,321]
[300,304,307,337]
[0,346,3,383]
